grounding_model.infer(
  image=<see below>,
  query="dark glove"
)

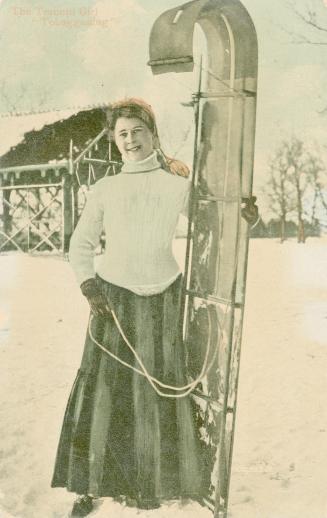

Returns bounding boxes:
[80,278,113,317]
[241,196,260,227]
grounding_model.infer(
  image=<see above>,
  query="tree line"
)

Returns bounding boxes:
[255,137,327,243]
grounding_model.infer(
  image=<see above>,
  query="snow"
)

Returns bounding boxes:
[0,238,327,517]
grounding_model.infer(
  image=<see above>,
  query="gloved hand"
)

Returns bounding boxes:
[241,196,260,227]
[80,278,113,317]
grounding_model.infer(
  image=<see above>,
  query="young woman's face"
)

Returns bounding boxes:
[114,117,154,162]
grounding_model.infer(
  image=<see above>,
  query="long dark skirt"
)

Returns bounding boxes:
[51,274,203,505]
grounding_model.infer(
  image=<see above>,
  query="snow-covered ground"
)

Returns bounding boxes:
[0,238,327,518]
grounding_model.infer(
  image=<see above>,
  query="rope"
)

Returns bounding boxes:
[88,303,216,399]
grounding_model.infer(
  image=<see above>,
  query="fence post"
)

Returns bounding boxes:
[1,177,13,242]
[70,139,80,230]
[63,170,73,253]
[61,140,74,254]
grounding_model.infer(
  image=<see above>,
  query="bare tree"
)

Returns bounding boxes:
[265,142,296,242]
[286,1,327,46]
[265,138,326,242]
[307,156,327,237]
[305,152,327,225]
[285,2,327,217]
[285,138,309,242]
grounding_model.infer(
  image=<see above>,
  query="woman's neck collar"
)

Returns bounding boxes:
[121,150,160,174]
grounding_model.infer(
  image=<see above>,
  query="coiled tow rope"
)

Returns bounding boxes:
[88,306,219,399]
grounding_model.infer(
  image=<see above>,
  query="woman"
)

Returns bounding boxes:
[51,98,205,517]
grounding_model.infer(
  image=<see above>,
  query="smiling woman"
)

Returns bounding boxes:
[114,119,154,162]
[107,97,160,159]
[50,97,204,517]
[107,97,190,177]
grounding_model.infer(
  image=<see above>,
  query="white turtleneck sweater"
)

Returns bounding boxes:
[69,151,190,295]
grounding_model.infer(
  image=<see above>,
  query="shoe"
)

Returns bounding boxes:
[71,495,93,517]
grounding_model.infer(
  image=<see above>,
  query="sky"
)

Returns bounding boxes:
[0,0,327,192]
